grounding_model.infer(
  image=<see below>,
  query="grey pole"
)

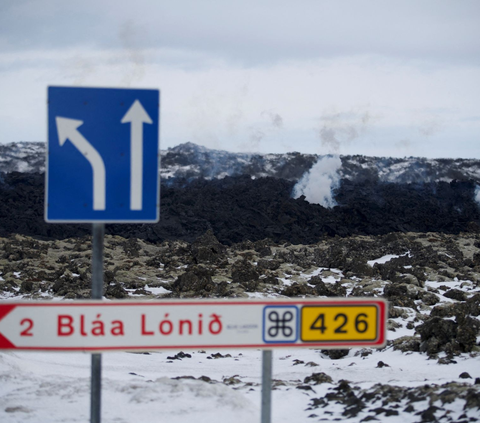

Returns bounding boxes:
[90,223,104,423]
[261,350,273,423]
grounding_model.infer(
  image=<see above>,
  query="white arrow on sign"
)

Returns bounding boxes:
[121,100,153,211]
[56,117,106,211]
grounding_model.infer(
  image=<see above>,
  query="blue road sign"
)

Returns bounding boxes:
[46,86,160,223]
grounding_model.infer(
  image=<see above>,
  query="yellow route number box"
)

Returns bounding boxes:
[301,304,380,343]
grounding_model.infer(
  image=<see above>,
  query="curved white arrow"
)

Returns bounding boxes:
[56,117,106,211]
[121,100,153,211]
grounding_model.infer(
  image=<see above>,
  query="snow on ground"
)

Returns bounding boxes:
[1,336,479,422]
[1,262,480,421]
[367,253,410,267]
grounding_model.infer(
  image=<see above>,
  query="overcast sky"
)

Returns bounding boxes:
[1,0,479,158]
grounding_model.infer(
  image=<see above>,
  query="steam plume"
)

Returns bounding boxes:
[261,110,283,129]
[292,108,370,207]
[119,20,146,86]
[417,114,444,137]
[318,109,371,153]
[242,110,284,151]
[292,155,342,208]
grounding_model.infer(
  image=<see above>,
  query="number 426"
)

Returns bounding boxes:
[310,313,369,334]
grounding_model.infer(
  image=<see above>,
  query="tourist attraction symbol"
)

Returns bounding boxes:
[45,86,160,223]
[0,299,387,351]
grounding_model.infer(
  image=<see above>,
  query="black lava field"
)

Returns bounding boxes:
[1,171,479,244]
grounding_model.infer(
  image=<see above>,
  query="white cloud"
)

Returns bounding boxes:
[1,47,480,157]
[0,1,479,157]
[1,0,480,66]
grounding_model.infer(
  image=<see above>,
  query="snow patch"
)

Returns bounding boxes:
[367,254,400,266]
[367,252,410,267]
[144,285,171,295]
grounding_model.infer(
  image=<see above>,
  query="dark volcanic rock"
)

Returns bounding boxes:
[304,372,333,385]
[122,238,140,258]
[105,283,128,299]
[415,313,479,356]
[171,266,215,296]
[307,381,480,421]
[191,230,226,264]
[231,259,259,283]
[281,283,315,297]
[417,317,458,355]
[443,288,468,301]
[313,279,331,296]
[1,171,479,244]
[321,349,350,360]
[383,283,418,310]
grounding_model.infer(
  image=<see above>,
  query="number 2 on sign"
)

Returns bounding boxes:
[20,318,34,336]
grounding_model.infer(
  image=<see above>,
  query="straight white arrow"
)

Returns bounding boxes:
[121,100,153,211]
[56,117,106,211]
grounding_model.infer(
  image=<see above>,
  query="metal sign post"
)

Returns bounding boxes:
[261,350,273,423]
[45,86,160,423]
[90,223,104,423]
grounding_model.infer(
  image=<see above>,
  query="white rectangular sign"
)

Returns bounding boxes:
[0,299,387,352]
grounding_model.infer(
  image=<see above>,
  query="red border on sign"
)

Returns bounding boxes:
[0,305,16,349]
[0,299,387,308]
[0,299,387,351]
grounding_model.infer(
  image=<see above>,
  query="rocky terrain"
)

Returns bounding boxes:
[1,171,479,244]
[1,229,480,421]
[1,141,480,421]
[2,141,480,185]
[1,141,479,244]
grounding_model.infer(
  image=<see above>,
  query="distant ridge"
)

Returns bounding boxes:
[1,141,480,185]
[0,141,479,243]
